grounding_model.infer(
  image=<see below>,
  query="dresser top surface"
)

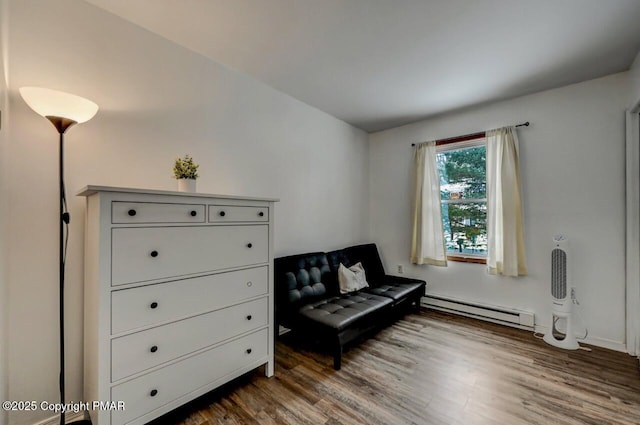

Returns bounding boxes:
[77,185,279,202]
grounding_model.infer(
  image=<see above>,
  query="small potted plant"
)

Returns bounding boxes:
[173,154,199,192]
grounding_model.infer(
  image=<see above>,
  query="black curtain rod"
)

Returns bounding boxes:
[411,121,530,146]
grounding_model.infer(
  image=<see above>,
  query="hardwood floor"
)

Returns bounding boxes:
[153,310,640,425]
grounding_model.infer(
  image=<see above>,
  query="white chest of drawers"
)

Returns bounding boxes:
[78,186,277,425]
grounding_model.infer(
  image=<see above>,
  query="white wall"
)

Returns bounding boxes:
[7,0,369,424]
[630,51,640,104]
[370,72,629,351]
[0,0,9,423]
[628,51,640,358]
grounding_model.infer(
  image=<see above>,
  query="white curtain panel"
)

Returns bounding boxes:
[411,141,447,266]
[486,126,528,276]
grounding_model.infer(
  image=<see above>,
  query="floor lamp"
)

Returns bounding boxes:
[19,87,98,425]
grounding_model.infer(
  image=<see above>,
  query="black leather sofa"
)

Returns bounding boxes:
[274,243,426,370]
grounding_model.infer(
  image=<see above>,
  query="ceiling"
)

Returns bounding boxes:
[85,0,640,133]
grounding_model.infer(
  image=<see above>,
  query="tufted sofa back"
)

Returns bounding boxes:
[274,252,336,321]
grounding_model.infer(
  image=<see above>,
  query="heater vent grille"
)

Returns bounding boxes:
[551,248,567,299]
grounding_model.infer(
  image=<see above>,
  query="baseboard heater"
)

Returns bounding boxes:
[422,294,535,331]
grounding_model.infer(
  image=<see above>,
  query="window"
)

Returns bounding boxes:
[436,138,487,263]
[412,126,526,272]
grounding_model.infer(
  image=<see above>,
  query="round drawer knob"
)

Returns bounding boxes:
[246,243,253,248]
[246,315,252,321]
[150,389,158,397]
[150,250,159,258]
[190,210,197,217]
[246,281,252,287]
[246,348,252,354]
[128,209,137,217]
[150,345,158,353]
[258,211,264,217]
[219,211,226,217]
[150,302,158,309]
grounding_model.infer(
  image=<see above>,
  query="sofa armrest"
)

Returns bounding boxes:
[383,274,426,286]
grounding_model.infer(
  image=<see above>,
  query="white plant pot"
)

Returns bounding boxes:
[177,178,196,193]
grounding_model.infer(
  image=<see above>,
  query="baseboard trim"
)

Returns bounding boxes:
[32,410,88,425]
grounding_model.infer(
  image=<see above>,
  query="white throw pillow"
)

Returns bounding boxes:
[338,262,369,294]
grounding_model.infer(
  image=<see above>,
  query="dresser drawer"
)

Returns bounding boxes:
[209,205,268,222]
[111,225,268,286]
[111,267,268,334]
[112,202,205,224]
[111,297,268,381]
[111,329,268,425]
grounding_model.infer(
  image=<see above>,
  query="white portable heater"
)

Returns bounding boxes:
[543,235,580,350]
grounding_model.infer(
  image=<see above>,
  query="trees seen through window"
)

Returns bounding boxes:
[436,140,487,260]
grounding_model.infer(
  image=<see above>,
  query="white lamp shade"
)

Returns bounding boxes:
[19,87,98,124]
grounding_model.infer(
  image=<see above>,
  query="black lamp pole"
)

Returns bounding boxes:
[45,116,91,425]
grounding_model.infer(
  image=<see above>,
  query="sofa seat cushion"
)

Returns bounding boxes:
[363,282,423,302]
[298,292,393,331]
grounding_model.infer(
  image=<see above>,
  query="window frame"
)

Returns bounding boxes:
[436,136,487,264]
